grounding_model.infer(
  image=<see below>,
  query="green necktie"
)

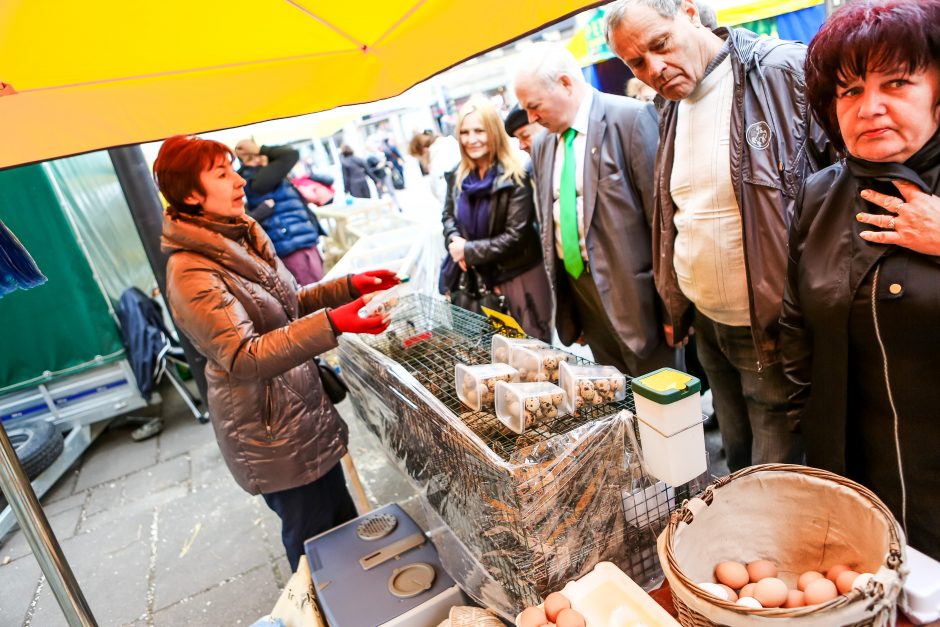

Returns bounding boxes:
[560,127,584,278]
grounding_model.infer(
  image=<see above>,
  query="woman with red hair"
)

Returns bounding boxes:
[781,0,940,559]
[154,135,399,570]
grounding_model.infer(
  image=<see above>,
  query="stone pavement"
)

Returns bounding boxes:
[0,374,417,627]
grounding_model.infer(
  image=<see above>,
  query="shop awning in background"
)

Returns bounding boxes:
[0,0,602,170]
[568,0,825,67]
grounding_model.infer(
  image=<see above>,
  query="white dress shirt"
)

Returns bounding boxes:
[552,89,593,262]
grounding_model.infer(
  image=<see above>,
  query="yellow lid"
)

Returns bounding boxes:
[632,368,701,405]
[639,370,693,392]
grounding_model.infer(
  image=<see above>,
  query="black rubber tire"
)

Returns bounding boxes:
[5,421,64,480]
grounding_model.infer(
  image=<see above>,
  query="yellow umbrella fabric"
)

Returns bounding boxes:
[0,0,601,169]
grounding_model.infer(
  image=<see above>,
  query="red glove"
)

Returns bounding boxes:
[351,269,400,295]
[328,297,389,335]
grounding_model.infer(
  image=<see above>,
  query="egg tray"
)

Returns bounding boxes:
[338,293,696,617]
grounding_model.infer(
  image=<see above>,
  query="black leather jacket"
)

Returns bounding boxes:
[442,163,543,284]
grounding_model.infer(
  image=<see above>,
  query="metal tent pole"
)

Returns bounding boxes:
[0,423,96,626]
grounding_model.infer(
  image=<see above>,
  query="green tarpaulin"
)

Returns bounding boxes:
[0,164,124,394]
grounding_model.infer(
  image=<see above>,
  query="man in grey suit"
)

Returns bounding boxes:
[513,43,677,376]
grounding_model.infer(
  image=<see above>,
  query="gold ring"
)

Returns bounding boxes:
[887,217,897,230]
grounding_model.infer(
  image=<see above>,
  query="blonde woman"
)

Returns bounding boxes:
[442,96,552,340]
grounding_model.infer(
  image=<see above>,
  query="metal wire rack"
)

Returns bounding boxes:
[361,293,637,462]
[341,293,704,613]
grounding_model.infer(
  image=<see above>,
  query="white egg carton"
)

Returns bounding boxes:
[454,363,518,412]
[901,545,940,624]
[509,346,573,384]
[558,361,627,414]
[514,561,680,627]
[358,283,409,319]
[494,381,567,434]
[490,335,549,365]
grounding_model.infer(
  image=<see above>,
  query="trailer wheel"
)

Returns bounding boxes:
[5,422,64,480]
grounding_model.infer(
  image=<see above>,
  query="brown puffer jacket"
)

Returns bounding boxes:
[161,209,354,495]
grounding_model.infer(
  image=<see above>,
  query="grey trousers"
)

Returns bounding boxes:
[496,263,553,342]
[566,270,680,376]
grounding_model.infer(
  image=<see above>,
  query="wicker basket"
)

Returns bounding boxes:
[658,464,906,626]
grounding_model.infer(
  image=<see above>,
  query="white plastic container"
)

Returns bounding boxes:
[494,381,566,434]
[630,368,706,486]
[490,335,548,365]
[514,561,681,627]
[454,363,518,411]
[359,283,409,319]
[509,346,572,384]
[558,361,627,414]
[901,545,940,624]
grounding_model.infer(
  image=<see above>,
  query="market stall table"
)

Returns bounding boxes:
[316,199,389,254]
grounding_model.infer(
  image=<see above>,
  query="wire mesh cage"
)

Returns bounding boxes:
[339,293,703,616]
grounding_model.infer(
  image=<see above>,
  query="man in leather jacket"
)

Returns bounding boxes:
[607,0,829,471]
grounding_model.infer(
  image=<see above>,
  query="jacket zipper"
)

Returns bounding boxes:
[264,384,275,441]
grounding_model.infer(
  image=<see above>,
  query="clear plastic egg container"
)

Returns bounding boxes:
[509,346,573,384]
[558,361,627,414]
[494,381,568,434]
[490,335,549,365]
[358,283,409,319]
[454,363,518,411]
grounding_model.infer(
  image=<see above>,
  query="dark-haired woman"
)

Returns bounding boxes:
[781,0,940,559]
[154,135,399,570]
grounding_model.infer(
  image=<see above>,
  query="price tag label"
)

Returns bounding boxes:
[481,306,525,337]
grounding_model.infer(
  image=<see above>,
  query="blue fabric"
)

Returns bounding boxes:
[117,287,173,401]
[242,172,323,258]
[776,5,825,45]
[0,218,46,299]
[456,167,497,241]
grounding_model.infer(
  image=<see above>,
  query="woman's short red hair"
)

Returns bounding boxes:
[153,135,234,214]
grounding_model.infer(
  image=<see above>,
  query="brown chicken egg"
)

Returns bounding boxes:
[740,583,757,599]
[715,561,749,589]
[836,570,861,594]
[555,608,587,627]
[798,570,824,591]
[826,564,851,583]
[518,606,548,627]
[544,592,571,622]
[804,578,838,605]
[747,559,778,583]
[783,589,806,608]
[753,577,788,608]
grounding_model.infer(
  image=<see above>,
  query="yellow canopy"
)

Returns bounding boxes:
[0,0,600,169]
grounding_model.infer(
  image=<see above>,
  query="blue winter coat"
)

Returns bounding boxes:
[240,146,325,258]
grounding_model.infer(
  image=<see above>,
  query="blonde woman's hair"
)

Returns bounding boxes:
[454,96,526,189]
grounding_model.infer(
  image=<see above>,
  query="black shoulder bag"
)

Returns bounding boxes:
[449,267,508,316]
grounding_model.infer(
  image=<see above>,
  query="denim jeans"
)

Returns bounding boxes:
[694,310,803,472]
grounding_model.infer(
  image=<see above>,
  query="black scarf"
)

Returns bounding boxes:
[846,129,940,196]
